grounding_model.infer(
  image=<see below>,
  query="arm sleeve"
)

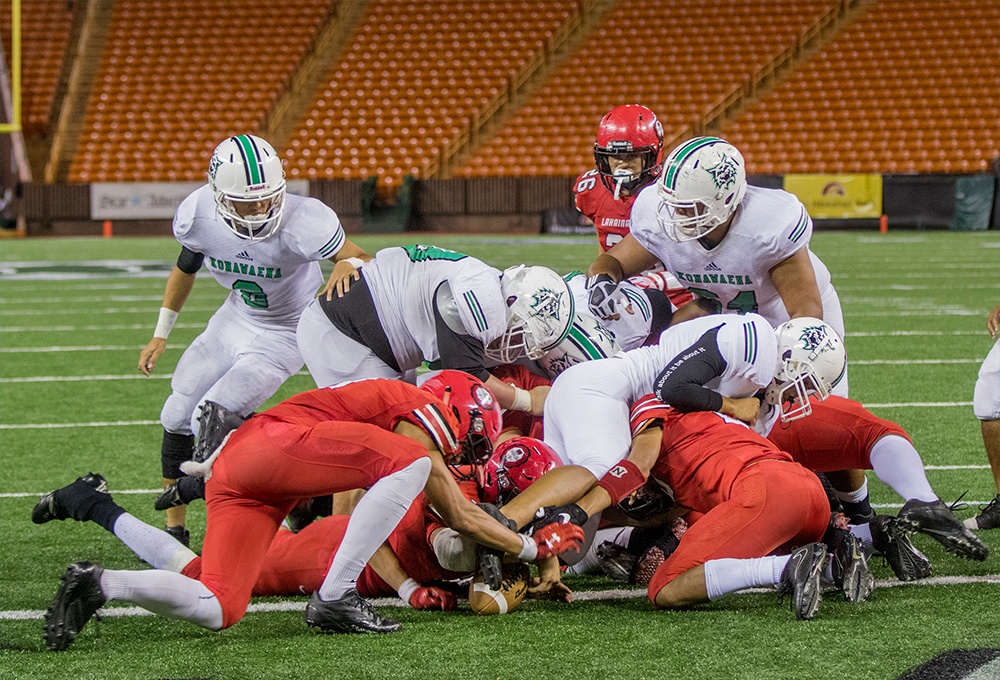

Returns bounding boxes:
[176,247,204,275]
[652,326,728,412]
[433,295,491,382]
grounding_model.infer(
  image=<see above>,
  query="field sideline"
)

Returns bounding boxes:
[1,231,998,680]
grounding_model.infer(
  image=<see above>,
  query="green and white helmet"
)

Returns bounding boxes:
[538,312,621,379]
[207,134,286,241]
[765,317,846,423]
[486,265,575,364]
[655,136,746,242]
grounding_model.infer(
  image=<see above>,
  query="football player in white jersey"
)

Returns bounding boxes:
[137,135,371,544]
[497,315,842,533]
[585,136,846,385]
[968,304,1000,530]
[583,136,873,523]
[296,245,575,415]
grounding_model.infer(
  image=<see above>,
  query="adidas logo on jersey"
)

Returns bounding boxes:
[704,262,722,272]
[235,251,254,262]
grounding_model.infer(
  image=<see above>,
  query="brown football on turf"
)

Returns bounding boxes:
[468,562,530,615]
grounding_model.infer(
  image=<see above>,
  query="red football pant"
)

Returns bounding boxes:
[648,460,829,604]
[767,396,909,472]
[196,416,426,628]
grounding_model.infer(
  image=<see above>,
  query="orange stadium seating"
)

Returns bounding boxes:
[721,0,1000,174]
[456,0,841,178]
[0,0,74,135]
[2,0,997,183]
[66,0,331,182]
[284,0,579,187]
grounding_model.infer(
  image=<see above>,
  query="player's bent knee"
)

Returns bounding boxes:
[161,393,198,433]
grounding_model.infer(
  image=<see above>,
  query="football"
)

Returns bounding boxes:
[468,562,530,615]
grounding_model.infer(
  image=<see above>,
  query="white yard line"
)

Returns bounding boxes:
[0,306,219,316]
[2,574,998,621]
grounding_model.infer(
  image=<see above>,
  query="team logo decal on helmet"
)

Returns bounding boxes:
[707,155,740,190]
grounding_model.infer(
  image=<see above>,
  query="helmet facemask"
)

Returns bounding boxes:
[595,145,661,199]
[765,359,830,423]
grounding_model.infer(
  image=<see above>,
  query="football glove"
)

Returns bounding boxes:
[409,585,457,611]
[477,503,515,589]
[531,522,586,561]
[586,273,620,319]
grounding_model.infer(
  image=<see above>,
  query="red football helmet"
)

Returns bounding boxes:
[478,436,561,505]
[594,104,665,196]
[420,370,503,473]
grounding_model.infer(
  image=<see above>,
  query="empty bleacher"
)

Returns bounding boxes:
[722,0,1000,174]
[283,0,580,187]
[66,0,330,182]
[456,0,841,178]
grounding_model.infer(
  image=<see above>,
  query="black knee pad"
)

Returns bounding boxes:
[161,430,195,479]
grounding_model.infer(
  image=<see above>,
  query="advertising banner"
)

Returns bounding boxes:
[91,181,310,219]
[783,174,882,219]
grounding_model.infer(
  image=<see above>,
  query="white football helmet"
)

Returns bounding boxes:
[655,136,747,242]
[207,134,286,241]
[538,311,621,379]
[485,265,575,364]
[766,317,846,423]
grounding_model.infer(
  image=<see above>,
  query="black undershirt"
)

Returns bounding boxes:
[176,247,204,274]
[653,325,728,413]
[317,272,400,372]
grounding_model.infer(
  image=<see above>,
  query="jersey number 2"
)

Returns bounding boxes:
[233,280,269,309]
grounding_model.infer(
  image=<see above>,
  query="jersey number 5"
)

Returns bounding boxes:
[233,280,269,309]
[688,287,758,314]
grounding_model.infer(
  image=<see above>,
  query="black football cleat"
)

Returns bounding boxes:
[869,514,931,581]
[305,590,401,634]
[32,473,109,524]
[828,529,874,603]
[964,494,1000,531]
[777,542,827,621]
[153,476,206,511]
[43,562,107,651]
[164,525,191,548]
[595,542,637,583]
[896,498,989,561]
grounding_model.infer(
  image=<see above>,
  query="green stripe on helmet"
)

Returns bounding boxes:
[567,324,606,360]
[663,137,725,189]
[234,135,263,185]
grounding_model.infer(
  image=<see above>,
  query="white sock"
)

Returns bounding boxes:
[113,513,198,573]
[100,569,223,630]
[703,555,790,600]
[565,527,633,575]
[318,457,431,601]
[835,477,869,504]
[869,435,938,503]
[850,522,873,549]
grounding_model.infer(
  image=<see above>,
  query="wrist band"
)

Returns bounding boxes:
[510,387,532,412]
[343,257,364,269]
[153,307,179,339]
[516,533,538,561]
[397,578,419,605]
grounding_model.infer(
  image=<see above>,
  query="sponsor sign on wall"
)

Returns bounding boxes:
[783,174,882,219]
[90,181,310,219]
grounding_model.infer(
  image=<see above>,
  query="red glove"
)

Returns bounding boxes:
[532,522,586,560]
[409,585,457,611]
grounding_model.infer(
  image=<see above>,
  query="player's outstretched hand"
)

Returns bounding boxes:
[138,338,167,376]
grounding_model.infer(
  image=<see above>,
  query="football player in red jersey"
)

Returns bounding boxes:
[569,397,848,621]
[574,105,693,313]
[38,372,585,650]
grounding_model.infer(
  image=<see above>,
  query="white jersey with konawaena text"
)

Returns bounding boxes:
[173,186,345,327]
[630,184,833,327]
[543,313,776,478]
[359,245,506,371]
